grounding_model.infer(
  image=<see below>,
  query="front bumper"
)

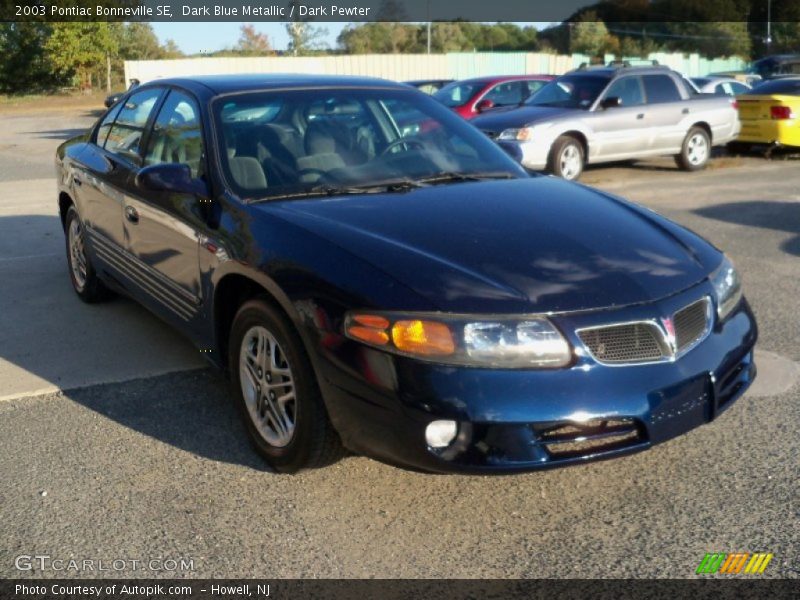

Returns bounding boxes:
[315,284,757,474]
[496,139,550,171]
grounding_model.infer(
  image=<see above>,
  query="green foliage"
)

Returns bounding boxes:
[570,11,614,57]
[337,22,539,54]
[0,23,56,93]
[1,21,181,93]
[45,23,117,88]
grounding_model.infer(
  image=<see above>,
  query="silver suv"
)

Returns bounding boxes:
[471,63,741,180]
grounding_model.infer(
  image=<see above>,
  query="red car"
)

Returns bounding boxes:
[433,75,554,119]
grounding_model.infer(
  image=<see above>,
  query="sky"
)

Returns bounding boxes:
[151,22,550,55]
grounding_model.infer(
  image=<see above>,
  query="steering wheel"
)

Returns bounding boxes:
[380,138,426,157]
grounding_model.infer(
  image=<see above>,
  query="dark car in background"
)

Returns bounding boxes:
[103,78,140,108]
[56,74,756,474]
[433,74,554,119]
[750,55,800,80]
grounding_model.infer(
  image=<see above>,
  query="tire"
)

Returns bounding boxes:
[675,127,711,171]
[229,298,344,473]
[64,206,112,303]
[548,135,584,181]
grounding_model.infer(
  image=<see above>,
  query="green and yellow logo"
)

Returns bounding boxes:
[696,552,774,574]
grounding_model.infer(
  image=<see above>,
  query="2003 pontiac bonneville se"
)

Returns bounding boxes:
[56,75,757,473]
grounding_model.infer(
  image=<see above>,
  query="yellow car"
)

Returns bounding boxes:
[736,78,800,147]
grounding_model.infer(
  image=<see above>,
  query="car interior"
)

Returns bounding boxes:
[216,92,497,197]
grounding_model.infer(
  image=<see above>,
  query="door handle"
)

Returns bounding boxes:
[73,176,82,187]
[636,113,645,119]
[124,205,139,224]
[682,108,690,114]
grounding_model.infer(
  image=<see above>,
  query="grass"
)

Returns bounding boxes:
[0,90,110,114]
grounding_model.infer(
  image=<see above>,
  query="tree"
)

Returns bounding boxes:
[236,24,272,55]
[45,23,117,89]
[160,40,183,59]
[118,22,163,61]
[570,11,613,57]
[0,23,56,93]
[285,1,328,56]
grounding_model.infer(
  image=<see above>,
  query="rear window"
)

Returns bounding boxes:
[748,79,800,95]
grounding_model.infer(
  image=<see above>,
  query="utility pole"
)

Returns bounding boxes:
[766,0,772,54]
[106,52,111,93]
[426,0,431,54]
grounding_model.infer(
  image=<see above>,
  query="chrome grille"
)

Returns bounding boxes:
[578,322,666,364]
[536,418,644,459]
[674,297,711,352]
[577,296,713,366]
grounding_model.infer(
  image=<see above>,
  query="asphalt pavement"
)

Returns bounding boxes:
[0,106,797,579]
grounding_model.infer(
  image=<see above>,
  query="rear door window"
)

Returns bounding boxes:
[604,76,645,107]
[642,75,683,103]
[104,87,163,161]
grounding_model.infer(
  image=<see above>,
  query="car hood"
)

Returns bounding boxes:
[471,105,579,132]
[264,178,715,314]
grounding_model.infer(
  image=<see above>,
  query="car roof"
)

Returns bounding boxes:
[138,74,409,96]
[447,74,553,86]
[567,65,676,77]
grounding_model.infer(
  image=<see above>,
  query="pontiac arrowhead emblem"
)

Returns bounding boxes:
[661,317,677,355]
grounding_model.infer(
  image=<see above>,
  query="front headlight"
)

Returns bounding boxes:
[709,256,742,320]
[344,312,571,368]
[498,127,535,142]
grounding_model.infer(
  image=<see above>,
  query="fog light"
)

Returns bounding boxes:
[425,420,458,448]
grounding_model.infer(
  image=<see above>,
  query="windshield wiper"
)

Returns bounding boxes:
[415,171,518,185]
[250,178,426,203]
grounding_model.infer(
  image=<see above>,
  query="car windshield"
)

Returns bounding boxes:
[524,74,611,109]
[213,87,526,201]
[433,81,485,107]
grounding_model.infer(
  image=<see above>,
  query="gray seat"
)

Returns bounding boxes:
[297,120,347,181]
[229,156,267,191]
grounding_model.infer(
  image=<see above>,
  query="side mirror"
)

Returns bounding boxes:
[475,99,495,112]
[601,96,622,109]
[135,163,208,198]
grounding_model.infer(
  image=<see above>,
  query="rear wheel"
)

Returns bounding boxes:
[64,206,112,303]
[229,299,344,473]
[548,136,584,181]
[675,127,710,171]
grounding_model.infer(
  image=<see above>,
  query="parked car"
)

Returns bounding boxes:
[691,76,751,96]
[735,77,800,149]
[57,74,757,474]
[433,75,554,119]
[404,79,453,94]
[749,55,800,80]
[104,78,139,108]
[472,64,741,180]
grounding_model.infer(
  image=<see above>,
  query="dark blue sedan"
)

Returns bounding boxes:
[56,75,757,473]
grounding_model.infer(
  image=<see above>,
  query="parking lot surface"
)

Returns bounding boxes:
[0,107,797,578]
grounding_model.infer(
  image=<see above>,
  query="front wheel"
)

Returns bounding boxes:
[548,136,584,181]
[675,127,711,171]
[229,299,344,473]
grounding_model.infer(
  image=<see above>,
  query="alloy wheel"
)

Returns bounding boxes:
[687,133,708,166]
[560,144,582,180]
[68,218,88,291]
[239,325,297,448]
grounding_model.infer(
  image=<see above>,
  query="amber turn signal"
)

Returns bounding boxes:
[345,314,390,346]
[391,320,455,356]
